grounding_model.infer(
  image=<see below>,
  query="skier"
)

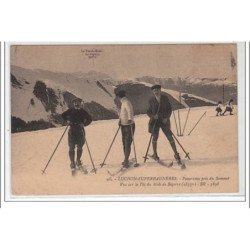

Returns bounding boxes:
[147,84,185,168]
[115,90,135,168]
[215,101,223,116]
[222,99,234,116]
[62,97,92,175]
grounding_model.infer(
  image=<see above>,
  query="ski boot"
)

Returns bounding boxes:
[70,162,76,176]
[174,153,186,169]
[76,160,88,174]
[151,153,160,161]
[122,160,130,169]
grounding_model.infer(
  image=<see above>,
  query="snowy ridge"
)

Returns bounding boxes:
[137,75,236,86]
[135,80,216,108]
[11,66,119,124]
[11,66,219,131]
[11,65,117,110]
[183,76,236,86]
[12,80,50,122]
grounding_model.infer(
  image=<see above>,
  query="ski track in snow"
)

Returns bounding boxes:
[11,106,238,196]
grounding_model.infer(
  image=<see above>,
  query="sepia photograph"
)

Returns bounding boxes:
[2,2,250,250]
[6,43,245,200]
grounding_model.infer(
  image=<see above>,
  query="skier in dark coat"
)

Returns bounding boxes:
[147,84,184,167]
[62,98,92,175]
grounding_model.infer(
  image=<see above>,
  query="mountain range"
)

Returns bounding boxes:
[136,75,237,103]
[11,65,235,132]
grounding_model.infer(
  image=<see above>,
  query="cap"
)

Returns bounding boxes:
[151,84,161,90]
[115,90,126,98]
[71,97,82,103]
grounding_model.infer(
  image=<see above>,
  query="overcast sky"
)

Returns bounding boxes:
[11,44,237,80]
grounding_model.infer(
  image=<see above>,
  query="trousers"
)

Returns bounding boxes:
[68,128,85,163]
[121,123,135,161]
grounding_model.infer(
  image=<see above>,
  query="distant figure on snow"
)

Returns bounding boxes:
[147,84,185,169]
[222,99,234,116]
[62,98,92,175]
[115,90,135,168]
[215,101,223,116]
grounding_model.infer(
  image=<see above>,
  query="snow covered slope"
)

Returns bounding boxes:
[136,76,237,104]
[135,80,216,107]
[12,66,117,108]
[11,106,238,196]
[137,75,236,86]
[11,65,118,124]
[11,66,222,133]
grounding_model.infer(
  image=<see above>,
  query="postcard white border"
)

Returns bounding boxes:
[4,42,246,202]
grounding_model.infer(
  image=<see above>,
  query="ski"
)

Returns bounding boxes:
[176,161,186,170]
[107,161,139,177]
[71,168,77,176]
[107,166,128,177]
[76,164,88,175]
[147,155,174,168]
[174,155,186,170]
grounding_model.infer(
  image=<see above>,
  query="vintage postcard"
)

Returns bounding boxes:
[5,43,245,201]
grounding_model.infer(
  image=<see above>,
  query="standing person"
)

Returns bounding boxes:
[115,90,135,168]
[215,101,223,116]
[222,99,234,116]
[62,98,92,175]
[147,84,185,168]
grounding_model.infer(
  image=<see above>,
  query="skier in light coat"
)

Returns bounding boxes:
[222,99,234,116]
[115,90,135,168]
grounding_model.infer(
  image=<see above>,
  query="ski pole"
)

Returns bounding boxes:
[182,107,191,136]
[188,111,206,136]
[177,109,182,136]
[100,126,121,168]
[171,130,191,160]
[130,124,139,167]
[143,100,162,163]
[143,115,159,163]
[177,92,182,136]
[143,134,153,163]
[42,125,69,174]
[173,110,180,136]
[85,137,96,174]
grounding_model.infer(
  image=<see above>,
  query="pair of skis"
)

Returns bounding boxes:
[107,155,176,177]
[71,164,88,176]
[107,161,139,177]
[42,125,97,175]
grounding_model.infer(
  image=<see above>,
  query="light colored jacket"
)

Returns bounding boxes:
[217,104,223,109]
[119,97,134,125]
[226,102,234,109]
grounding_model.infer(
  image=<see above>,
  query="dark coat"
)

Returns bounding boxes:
[62,108,92,133]
[147,95,172,133]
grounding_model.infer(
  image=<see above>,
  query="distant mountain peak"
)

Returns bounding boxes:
[72,70,112,80]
